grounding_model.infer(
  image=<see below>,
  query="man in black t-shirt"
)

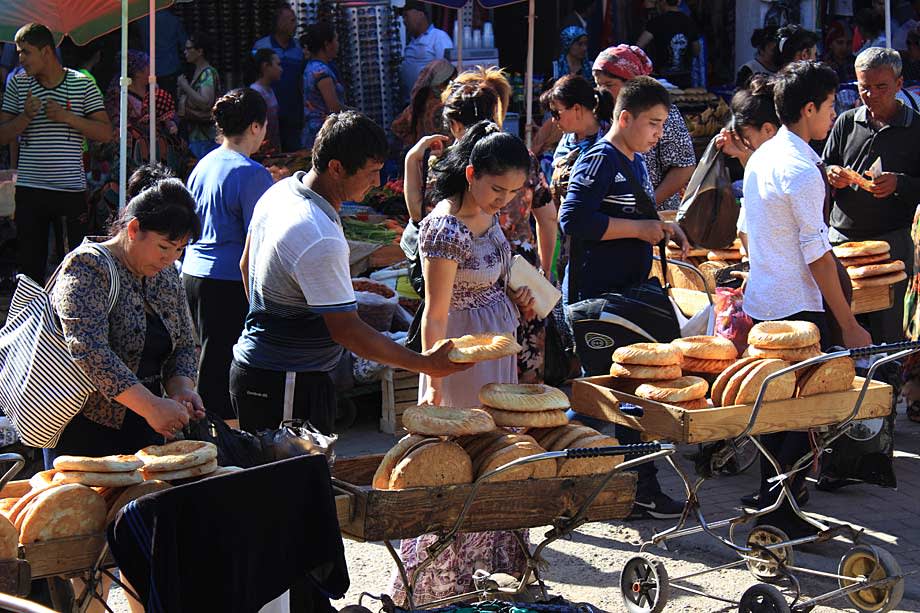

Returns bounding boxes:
[637,0,701,88]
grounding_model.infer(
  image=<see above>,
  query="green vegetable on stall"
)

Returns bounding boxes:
[341,217,398,244]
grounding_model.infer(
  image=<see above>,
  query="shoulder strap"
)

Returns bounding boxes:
[617,158,672,289]
[48,243,121,315]
[903,88,919,114]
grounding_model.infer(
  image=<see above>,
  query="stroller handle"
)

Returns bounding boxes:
[565,442,672,459]
[847,340,920,358]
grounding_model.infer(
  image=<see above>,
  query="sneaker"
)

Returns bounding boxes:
[629,491,686,520]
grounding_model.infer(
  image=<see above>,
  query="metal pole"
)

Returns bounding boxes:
[886,0,892,49]
[455,8,463,70]
[119,0,129,210]
[524,0,534,148]
[149,0,157,161]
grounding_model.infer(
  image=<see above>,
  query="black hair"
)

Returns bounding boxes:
[126,163,175,199]
[540,74,615,123]
[312,111,388,175]
[773,60,839,126]
[854,8,884,38]
[663,0,680,6]
[273,1,294,27]
[111,176,202,243]
[442,82,500,130]
[731,74,779,130]
[15,23,54,50]
[614,75,671,119]
[775,25,819,68]
[430,120,531,203]
[751,26,778,52]
[248,48,279,83]
[187,31,214,60]
[213,88,267,138]
[302,22,336,55]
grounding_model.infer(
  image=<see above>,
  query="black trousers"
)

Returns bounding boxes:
[15,186,86,284]
[229,360,337,435]
[183,274,248,420]
[754,311,830,507]
[279,112,303,152]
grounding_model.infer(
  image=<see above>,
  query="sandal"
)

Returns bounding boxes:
[908,401,920,423]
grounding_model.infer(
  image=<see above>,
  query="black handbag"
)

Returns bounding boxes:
[566,161,681,375]
[183,412,265,469]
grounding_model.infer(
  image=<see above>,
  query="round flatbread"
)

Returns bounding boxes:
[611,343,683,367]
[478,383,570,412]
[52,470,143,488]
[748,320,820,349]
[472,434,540,475]
[846,259,904,280]
[672,336,738,360]
[106,480,172,524]
[795,356,856,397]
[137,441,218,473]
[833,240,890,258]
[0,514,16,559]
[402,406,496,436]
[477,442,541,481]
[388,441,473,489]
[735,359,796,405]
[484,407,569,428]
[609,362,682,380]
[446,333,522,363]
[635,376,709,403]
[19,484,106,544]
[460,432,507,466]
[671,398,710,410]
[851,270,908,288]
[538,426,574,452]
[839,252,890,267]
[372,434,430,490]
[721,360,766,407]
[29,470,56,491]
[680,357,737,374]
[711,357,761,406]
[746,344,823,362]
[142,458,218,482]
[549,425,601,452]
[0,498,18,518]
[556,435,623,476]
[53,455,143,473]
[707,249,742,261]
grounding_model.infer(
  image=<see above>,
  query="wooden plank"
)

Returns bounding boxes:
[22,534,109,579]
[380,369,396,434]
[333,454,383,486]
[394,389,418,403]
[334,491,354,526]
[572,375,892,444]
[337,472,636,542]
[852,285,894,315]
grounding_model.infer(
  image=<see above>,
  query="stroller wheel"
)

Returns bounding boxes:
[738,584,790,612]
[746,525,794,583]
[620,554,669,613]
[838,545,904,613]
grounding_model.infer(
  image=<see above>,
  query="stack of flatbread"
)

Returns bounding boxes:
[525,424,622,476]
[136,440,221,482]
[833,241,907,289]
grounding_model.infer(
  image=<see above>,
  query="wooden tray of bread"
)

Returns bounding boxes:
[330,454,636,542]
[852,284,894,315]
[571,375,893,444]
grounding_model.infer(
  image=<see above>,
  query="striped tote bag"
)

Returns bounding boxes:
[0,244,119,447]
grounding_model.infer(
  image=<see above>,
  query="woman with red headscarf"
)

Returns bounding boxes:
[823,21,856,84]
[588,44,695,211]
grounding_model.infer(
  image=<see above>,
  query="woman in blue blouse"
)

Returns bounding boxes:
[301,22,345,149]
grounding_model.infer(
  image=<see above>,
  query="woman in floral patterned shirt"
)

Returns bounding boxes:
[47,169,203,467]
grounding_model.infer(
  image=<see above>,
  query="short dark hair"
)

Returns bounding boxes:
[302,22,336,55]
[111,176,202,243]
[614,75,670,119]
[312,111,388,175]
[213,88,268,138]
[15,23,54,50]
[248,48,278,82]
[773,60,839,125]
[775,24,819,68]
[731,74,779,130]
[540,74,615,124]
[442,81,501,129]
[187,31,214,59]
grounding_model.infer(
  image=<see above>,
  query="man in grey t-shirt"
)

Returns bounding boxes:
[231,111,468,436]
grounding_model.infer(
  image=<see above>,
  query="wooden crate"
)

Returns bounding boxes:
[571,375,893,444]
[331,454,637,542]
[380,368,419,434]
[852,284,894,315]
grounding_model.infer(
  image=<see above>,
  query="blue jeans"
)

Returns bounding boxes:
[566,407,661,499]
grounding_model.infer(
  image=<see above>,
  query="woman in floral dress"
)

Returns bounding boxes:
[391,122,534,605]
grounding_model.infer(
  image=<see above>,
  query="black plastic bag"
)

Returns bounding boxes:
[183,412,265,469]
[677,136,740,249]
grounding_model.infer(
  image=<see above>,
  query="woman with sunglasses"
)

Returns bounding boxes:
[178,32,220,160]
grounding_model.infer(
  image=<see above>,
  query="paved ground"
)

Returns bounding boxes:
[331,406,920,613]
